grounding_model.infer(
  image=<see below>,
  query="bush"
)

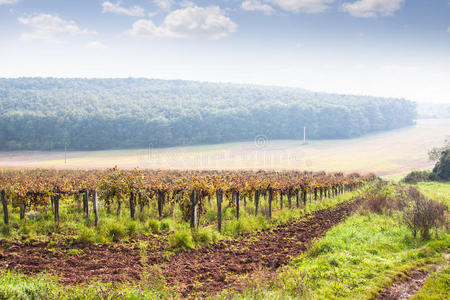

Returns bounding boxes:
[125,221,141,237]
[363,181,406,214]
[168,229,194,251]
[403,187,448,239]
[192,227,219,246]
[160,220,173,232]
[146,219,160,234]
[432,149,450,181]
[0,224,10,237]
[402,170,431,183]
[105,222,126,242]
[76,227,97,244]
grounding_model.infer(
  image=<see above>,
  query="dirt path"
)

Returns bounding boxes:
[0,200,359,298]
[161,200,360,298]
[376,264,446,300]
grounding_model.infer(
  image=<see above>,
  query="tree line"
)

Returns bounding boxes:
[0,78,417,150]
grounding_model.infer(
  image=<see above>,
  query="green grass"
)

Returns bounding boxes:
[221,208,449,299]
[412,265,450,300]
[0,271,176,300]
[415,181,450,206]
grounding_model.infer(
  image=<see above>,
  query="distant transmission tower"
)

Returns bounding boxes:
[303,126,306,144]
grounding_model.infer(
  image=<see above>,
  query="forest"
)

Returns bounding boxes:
[0,78,417,150]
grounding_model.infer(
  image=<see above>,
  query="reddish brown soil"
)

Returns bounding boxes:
[161,200,360,298]
[0,234,168,284]
[0,200,359,298]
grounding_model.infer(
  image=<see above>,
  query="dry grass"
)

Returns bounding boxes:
[0,119,449,177]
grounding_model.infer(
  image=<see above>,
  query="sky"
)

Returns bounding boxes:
[0,0,449,103]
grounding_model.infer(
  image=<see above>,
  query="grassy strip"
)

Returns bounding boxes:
[412,264,450,300]
[220,205,448,299]
[0,271,177,300]
[414,181,450,206]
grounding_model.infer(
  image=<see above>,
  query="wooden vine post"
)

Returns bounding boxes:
[288,193,292,209]
[1,190,8,225]
[296,190,299,208]
[268,188,273,219]
[84,189,89,219]
[75,193,81,212]
[280,192,283,210]
[216,189,222,232]
[190,190,199,230]
[19,202,25,220]
[53,195,60,224]
[138,193,144,218]
[157,190,164,219]
[254,190,259,215]
[92,189,98,227]
[129,191,135,220]
[235,190,240,219]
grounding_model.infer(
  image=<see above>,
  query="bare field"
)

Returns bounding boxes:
[0,119,449,178]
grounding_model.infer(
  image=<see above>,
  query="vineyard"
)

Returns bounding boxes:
[0,168,375,231]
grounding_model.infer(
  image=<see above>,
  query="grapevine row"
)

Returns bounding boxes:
[0,168,376,231]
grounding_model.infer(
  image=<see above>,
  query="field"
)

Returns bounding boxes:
[0,120,448,299]
[0,119,449,178]
[0,179,447,299]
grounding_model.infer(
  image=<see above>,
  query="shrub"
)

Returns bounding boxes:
[76,227,97,244]
[363,181,406,214]
[432,149,450,181]
[146,219,160,234]
[403,187,448,239]
[402,170,431,183]
[160,220,173,232]
[0,224,10,237]
[106,222,126,242]
[168,229,194,251]
[125,221,141,237]
[192,227,216,246]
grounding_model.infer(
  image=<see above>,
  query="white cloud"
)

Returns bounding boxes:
[242,0,275,15]
[0,0,18,5]
[102,1,145,17]
[266,0,334,13]
[342,0,404,18]
[129,5,237,40]
[86,41,107,49]
[18,14,96,41]
[153,0,172,11]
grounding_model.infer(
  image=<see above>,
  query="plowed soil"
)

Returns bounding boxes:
[162,200,360,297]
[0,200,360,298]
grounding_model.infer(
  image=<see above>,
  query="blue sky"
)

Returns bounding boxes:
[0,0,449,102]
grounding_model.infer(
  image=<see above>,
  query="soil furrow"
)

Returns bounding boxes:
[161,200,360,298]
[0,199,359,298]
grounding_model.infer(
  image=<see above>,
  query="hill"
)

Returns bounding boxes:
[0,78,416,150]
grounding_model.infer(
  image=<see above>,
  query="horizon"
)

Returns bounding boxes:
[0,76,445,104]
